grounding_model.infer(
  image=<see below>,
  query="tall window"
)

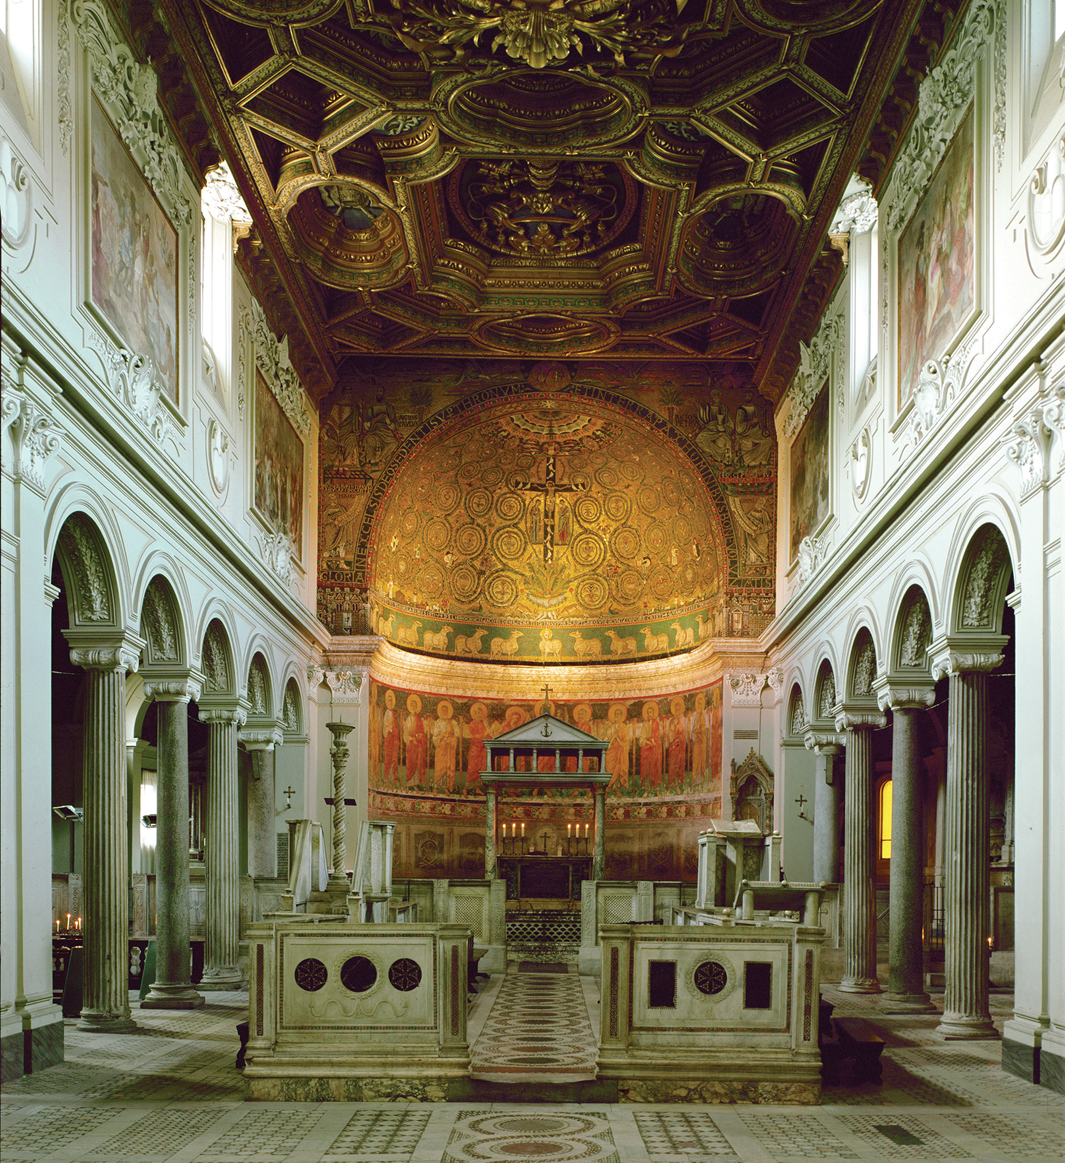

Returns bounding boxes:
[0,0,40,141]
[879,779,893,861]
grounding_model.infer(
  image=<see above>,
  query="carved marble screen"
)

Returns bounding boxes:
[254,371,304,553]
[789,383,830,561]
[89,97,179,400]
[897,106,975,410]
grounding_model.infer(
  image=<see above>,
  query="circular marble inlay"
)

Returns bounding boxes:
[694,960,728,995]
[498,1143,568,1157]
[388,957,422,992]
[293,958,327,992]
[340,955,377,993]
[495,1118,572,1134]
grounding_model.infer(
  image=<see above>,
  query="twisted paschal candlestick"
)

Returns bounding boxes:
[326,722,355,886]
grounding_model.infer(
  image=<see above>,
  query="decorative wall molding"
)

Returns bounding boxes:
[795,535,828,587]
[885,0,997,232]
[255,527,295,586]
[817,671,836,720]
[781,310,844,440]
[900,340,975,455]
[242,300,312,438]
[850,427,870,500]
[87,330,179,447]
[898,591,931,668]
[0,134,33,251]
[202,624,230,693]
[992,0,1006,172]
[236,307,249,421]
[728,672,767,707]
[851,637,876,697]
[207,418,231,495]
[72,0,193,229]
[789,693,807,736]
[282,683,301,732]
[58,0,73,154]
[1003,405,1054,497]
[960,527,1009,629]
[829,184,878,237]
[1041,380,1065,472]
[1025,135,1065,266]
[247,657,269,715]
[142,578,179,662]
[324,668,363,706]
[202,161,253,251]
[1,386,64,494]
[58,514,112,623]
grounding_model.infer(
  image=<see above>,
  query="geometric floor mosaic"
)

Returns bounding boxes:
[2,982,1063,1163]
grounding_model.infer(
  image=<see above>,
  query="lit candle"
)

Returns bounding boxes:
[568,824,572,836]
[66,914,71,930]
[55,919,59,933]
[521,822,525,836]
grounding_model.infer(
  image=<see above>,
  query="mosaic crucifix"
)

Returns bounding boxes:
[510,445,587,564]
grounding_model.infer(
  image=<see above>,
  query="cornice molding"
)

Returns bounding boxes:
[242,299,312,439]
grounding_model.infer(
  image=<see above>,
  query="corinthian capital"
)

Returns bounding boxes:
[804,731,845,754]
[873,677,936,712]
[834,708,887,732]
[238,725,284,750]
[200,706,249,728]
[143,672,203,703]
[66,630,144,674]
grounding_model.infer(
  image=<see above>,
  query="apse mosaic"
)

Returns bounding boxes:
[319,360,776,645]
[367,678,723,808]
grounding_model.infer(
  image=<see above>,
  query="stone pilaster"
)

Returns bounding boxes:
[142,677,204,1010]
[835,709,885,993]
[931,648,1005,1039]
[805,732,844,885]
[67,634,143,1031]
[239,723,282,881]
[199,707,248,990]
[878,683,937,1013]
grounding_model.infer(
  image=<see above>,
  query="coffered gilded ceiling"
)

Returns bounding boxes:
[153,0,933,400]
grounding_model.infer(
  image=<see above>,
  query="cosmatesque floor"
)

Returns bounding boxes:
[2,971,1062,1163]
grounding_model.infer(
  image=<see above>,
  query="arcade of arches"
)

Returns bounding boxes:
[2,0,1063,1103]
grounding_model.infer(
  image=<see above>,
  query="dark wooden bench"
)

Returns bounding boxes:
[832,1015,886,1083]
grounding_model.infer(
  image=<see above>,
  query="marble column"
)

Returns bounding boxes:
[933,653,1003,1039]
[880,688,936,1013]
[326,721,355,892]
[199,708,247,990]
[836,711,884,994]
[485,786,497,878]
[806,734,843,884]
[67,636,142,1032]
[593,786,605,880]
[142,682,204,1009]
[239,724,282,881]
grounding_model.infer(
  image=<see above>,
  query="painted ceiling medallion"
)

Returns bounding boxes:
[387,0,689,70]
[450,159,634,259]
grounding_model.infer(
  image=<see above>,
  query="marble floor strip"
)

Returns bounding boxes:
[1,985,1062,1163]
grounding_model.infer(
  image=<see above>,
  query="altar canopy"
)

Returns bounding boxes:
[480,711,611,882]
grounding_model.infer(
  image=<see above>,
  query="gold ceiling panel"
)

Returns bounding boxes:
[160,0,923,383]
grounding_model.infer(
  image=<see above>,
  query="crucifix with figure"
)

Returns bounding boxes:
[511,444,586,564]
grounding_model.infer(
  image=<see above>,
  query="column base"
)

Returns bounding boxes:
[199,969,244,991]
[838,977,881,994]
[935,1014,999,1040]
[76,1010,137,1033]
[141,985,205,1010]
[880,991,936,1013]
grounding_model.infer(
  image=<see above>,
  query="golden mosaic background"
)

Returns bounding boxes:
[367,392,724,661]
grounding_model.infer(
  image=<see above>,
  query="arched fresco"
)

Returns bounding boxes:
[318,360,777,643]
[367,390,727,661]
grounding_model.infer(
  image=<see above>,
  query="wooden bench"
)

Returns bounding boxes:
[832,1016,886,1083]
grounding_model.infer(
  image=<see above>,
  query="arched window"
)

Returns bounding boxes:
[878,778,893,861]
